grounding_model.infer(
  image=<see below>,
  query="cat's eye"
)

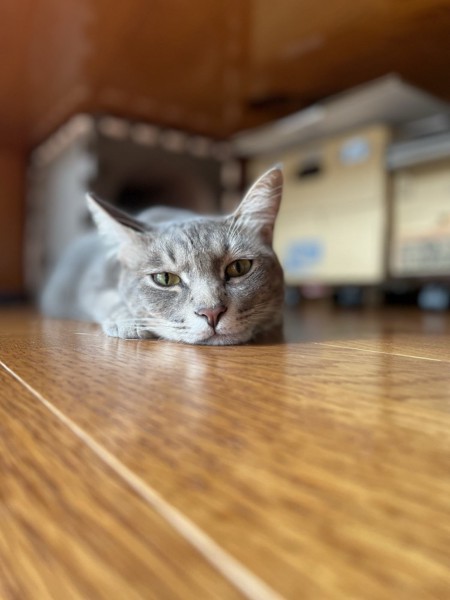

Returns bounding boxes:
[152,272,181,287]
[225,259,253,279]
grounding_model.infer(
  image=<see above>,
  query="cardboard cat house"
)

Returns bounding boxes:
[26,116,242,294]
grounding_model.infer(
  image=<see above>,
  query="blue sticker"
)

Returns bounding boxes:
[284,239,324,272]
[340,137,371,165]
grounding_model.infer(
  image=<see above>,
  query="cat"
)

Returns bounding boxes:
[40,167,284,345]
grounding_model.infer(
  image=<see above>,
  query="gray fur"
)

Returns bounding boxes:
[41,167,284,345]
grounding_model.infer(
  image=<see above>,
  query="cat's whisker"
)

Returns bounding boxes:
[111,318,155,324]
[73,332,102,336]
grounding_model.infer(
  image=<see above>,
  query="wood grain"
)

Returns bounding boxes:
[0,367,246,600]
[284,305,450,361]
[2,1,450,146]
[1,307,449,599]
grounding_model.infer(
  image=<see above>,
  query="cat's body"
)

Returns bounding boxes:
[41,168,284,345]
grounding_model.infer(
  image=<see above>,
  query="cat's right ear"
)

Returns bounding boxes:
[86,193,146,249]
[233,166,283,245]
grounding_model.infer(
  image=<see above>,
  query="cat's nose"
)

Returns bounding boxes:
[195,304,227,329]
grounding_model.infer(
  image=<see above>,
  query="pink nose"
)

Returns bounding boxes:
[195,305,227,329]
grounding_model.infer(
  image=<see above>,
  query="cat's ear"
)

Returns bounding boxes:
[86,193,146,249]
[233,166,283,244]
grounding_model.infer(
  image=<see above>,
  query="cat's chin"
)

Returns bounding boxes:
[194,331,252,346]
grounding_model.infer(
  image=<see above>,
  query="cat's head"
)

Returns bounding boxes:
[87,167,284,345]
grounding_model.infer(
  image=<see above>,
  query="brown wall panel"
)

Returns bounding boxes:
[0,150,25,296]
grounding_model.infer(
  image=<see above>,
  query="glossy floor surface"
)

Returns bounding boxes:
[1,306,449,599]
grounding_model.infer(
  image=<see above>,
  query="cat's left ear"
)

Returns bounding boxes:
[86,193,147,249]
[233,166,283,245]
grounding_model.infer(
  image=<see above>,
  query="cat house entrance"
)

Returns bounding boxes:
[93,132,223,215]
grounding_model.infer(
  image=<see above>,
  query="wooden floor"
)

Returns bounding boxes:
[1,305,449,599]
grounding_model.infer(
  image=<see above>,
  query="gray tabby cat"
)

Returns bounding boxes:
[41,167,284,345]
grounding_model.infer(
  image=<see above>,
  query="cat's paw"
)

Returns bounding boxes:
[102,321,154,339]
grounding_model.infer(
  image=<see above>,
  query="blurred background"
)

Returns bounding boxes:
[2,0,450,309]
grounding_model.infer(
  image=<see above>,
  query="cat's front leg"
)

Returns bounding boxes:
[101,317,156,340]
[86,291,154,339]
[100,304,154,339]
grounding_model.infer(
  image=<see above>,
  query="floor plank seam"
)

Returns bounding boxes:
[313,343,448,363]
[0,359,285,600]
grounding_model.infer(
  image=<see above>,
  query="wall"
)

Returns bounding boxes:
[0,150,25,297]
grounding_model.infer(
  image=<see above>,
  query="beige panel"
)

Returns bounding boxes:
[250,125,389,285]
[390,159,450,277]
